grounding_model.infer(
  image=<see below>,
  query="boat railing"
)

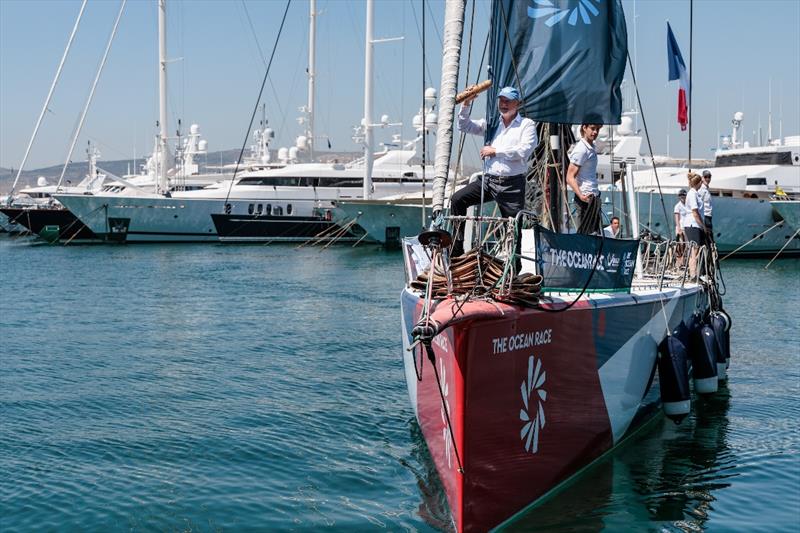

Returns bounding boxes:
[637,234,714,289]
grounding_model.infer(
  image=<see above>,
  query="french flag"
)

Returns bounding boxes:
[667,23,689,131]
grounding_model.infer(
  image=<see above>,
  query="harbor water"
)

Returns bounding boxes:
[1,237,798,532]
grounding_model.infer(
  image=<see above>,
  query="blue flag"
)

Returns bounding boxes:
[666,22,687,81]
[486,0,628,132]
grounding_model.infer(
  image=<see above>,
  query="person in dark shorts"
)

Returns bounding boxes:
[449,86,538,257]
[566,124,602,234]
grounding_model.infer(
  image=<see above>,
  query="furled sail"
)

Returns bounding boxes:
[486,0,628,133]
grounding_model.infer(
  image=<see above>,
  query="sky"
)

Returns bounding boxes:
[0,0,798,170]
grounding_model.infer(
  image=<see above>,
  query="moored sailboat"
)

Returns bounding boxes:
[398,1,729,531]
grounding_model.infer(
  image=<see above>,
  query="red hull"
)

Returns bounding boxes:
[401,288,702,531]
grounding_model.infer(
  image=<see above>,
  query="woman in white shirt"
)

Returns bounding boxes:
[566,124,601,234]
[673,189,689,266]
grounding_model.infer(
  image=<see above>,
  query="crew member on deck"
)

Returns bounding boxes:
[673,189,689,267]
[685,173,707,278]
[450,86,538,257]
[566,124,602,234]
[603,216,621,238]
[699,170,714,241]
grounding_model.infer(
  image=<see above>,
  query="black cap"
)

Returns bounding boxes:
[702,170,711,177]
[678,189,687,196]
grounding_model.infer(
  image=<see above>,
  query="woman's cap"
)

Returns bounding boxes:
[497,86,520,101]
[678,189,687,196]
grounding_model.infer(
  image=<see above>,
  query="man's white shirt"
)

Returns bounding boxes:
[458,103,537,176]
[568,138,599,196]
[698,183,713,218]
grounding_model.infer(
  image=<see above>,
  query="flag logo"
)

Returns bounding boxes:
[527,0,603,27]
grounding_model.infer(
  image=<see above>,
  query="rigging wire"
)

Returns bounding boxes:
[224,0,292,205]
[240,0,289,139]
[409,0,435,87]
[626,51,673,236]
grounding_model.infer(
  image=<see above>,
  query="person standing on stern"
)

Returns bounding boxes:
[699,169,714,242]
[449,86,538,257]
[566,124,602,234]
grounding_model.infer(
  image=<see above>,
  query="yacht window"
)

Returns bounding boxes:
[224,203,232,214]
[274,206,283,216]
[716,151,792,167]
[287,204,293,215]
[248,203,255,215]
[257,204,263,214]
[266,204,272,215]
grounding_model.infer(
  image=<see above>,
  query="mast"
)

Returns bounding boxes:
[158,0,169,194]
[308,0,316,161]
[687,0,693,170]
[363,0,375,200]
[8,0,88,200]
[431,0,466,214]
[768,78,772,143]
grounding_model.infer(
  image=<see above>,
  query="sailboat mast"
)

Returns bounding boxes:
[687,0,693,170]
[158,0,169,194]
[307,0,316,161]
[431,0,465,214]
[363,0,375,200]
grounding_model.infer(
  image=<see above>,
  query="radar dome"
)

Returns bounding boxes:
[734,111,744,122]
[617,115,634,136]
[295,135,308,150]
[190,124,200,134]
[425,112,438,129]
[37,176,49,187]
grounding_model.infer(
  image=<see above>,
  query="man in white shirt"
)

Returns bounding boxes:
[699,170,714,241]
[449,86,538,257]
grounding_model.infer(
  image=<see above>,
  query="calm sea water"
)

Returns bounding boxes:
[1,236,798,532]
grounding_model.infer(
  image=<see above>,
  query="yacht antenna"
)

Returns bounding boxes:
[8,0,88,200]
[768,78,772,143]
[779,81,783,141]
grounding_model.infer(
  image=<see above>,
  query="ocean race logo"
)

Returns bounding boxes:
[520,355,547,454]
[439,358,454,469]
[528,0,602,27]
